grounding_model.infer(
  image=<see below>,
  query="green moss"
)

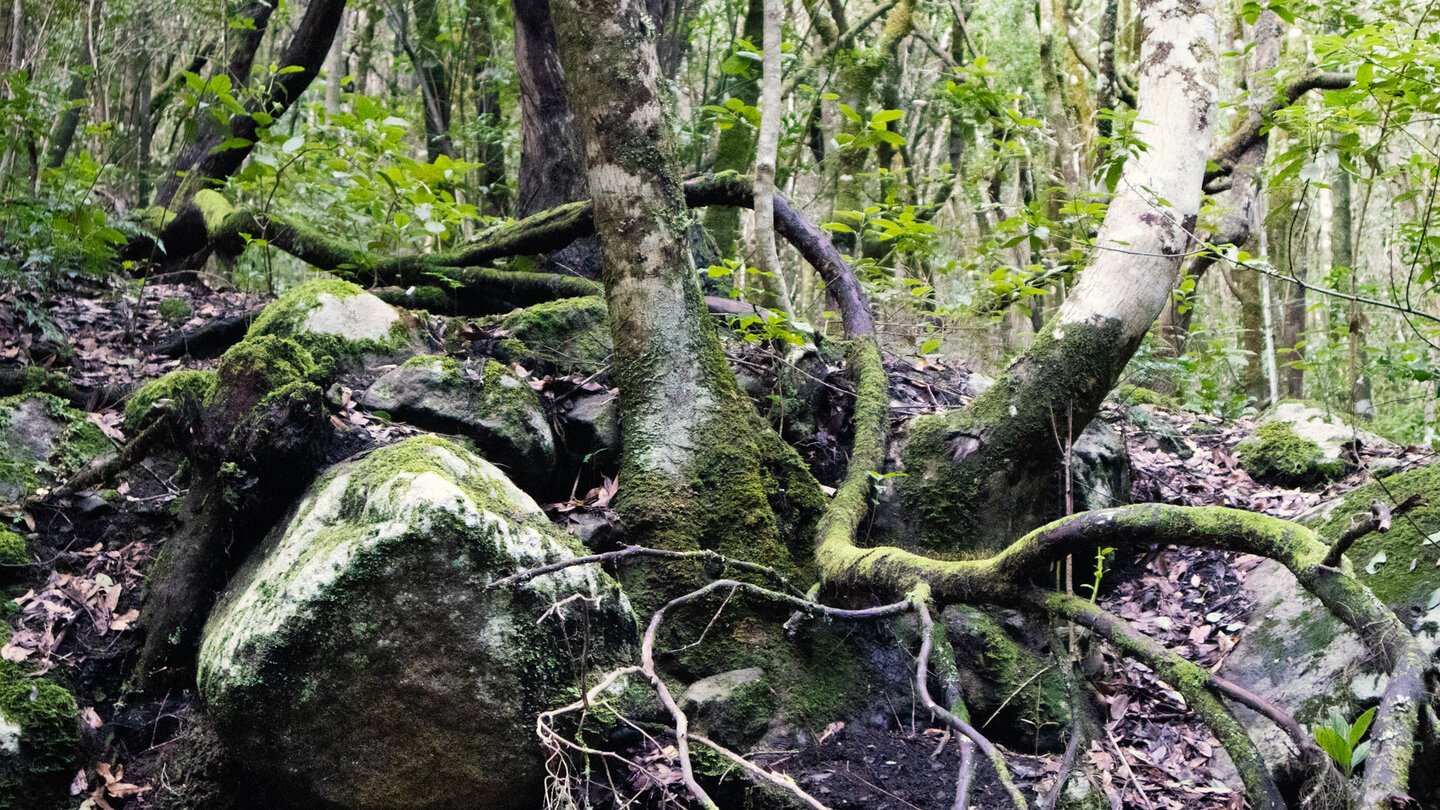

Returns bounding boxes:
[1320,463,1440,608]
[0,394,112,499]
[122,370,217,434]
[244,278,415,362]
[158,297,192,324]
[0,532,25,569]
[1113,383,1176,408]
[500,296,611,375]
[1236,421,1345,487]
[17,368,74,401]
[0,659,78,808]
[478,360,544,450]
[897,318,1134,554]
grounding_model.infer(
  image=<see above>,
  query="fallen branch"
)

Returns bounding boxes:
[1322,494,1423,567]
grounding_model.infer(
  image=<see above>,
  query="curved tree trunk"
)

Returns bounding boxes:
[896,0,1219,553]
[549,0,824,583]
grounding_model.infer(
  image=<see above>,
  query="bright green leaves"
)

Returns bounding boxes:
[703,97,761,131]
[834,106,905,150]
[1312,706,1375,779]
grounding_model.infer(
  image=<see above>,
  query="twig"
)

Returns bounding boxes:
[1102,722,1154,810]
[1323,495,1423,567]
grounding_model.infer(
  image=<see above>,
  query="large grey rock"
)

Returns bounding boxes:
[681,667,773,748]
[198,436,637,810]
[1258,402,1397,461]
[246,278,422,362]
[361,356,555,490]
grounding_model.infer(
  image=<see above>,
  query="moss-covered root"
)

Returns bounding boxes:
[1358,639,1429,810]
[1035,590,1285,810]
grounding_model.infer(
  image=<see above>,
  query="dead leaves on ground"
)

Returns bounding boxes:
[1,542,146,672]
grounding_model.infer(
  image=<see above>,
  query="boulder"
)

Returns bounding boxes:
[0,394,112,503]
[1237,402,1398,487]
[198,436,637,810]
[680,667,774,749]
[360,357,555,490]
[498,296,610,376]
[1219,462,1440,774]
[245,278,422,363]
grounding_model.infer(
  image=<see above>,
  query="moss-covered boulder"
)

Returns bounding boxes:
[680,667,775,750]
[197,436,637,810]
[1236,421,1345,487]
[941,605,1072,752]
[499,296,611,376]
[360,357,555,491]
[245,278,422,364]
[1219,462,1440,773]
[122,369,217,434]
[1238,403,1398,487]
[0,394,112,503]
[0,656,80,809]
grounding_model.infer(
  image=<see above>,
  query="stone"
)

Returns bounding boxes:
[1067,419,1132,511]
[0,394,112,504]
[1257,402,1397,463]
[680,668,774,749]
[198,436,637,810]
[360,356,556,491]
[1219,462,1440,774]
[245,278,422,364]
[498,296,611,376]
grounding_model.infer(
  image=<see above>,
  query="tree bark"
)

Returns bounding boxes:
[896,0,1218,553]
[512,0,598,276]
[549,0,824,578]
[152,0,345,209]
[1268,173,1308,399]
[45,0,100,170]
[407,0,455,162]
[700,0,763,258]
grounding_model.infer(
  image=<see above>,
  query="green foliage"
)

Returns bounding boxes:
[1312,706,1374,779]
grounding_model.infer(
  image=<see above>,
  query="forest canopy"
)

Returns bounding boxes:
[1,0,1440,808]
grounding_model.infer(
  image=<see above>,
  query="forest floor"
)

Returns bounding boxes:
[2,279,1433,810]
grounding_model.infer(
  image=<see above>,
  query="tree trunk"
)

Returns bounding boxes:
[1333,146,1372,419]
[513,0,598,276]
[324,7,346,115]
[1268,174,1308,399]
[700,0,763,258]
[469,0,508,215]
[549,0,824,583]
[408,0,455,162]
[896,0,1218,553]
[152,0,344,210]
[45,0,100,170]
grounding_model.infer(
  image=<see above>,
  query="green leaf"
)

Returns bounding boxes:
[282,135,305,154]
[871,109,903,124]
[839,104,863,124]
[1349,707,1376,747]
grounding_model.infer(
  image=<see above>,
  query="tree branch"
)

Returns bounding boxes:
[1203,70,1354,192]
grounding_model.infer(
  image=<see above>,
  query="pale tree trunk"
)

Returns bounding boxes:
[897,0,1218,553]
[1333,149,1372,419]
[468,0,507,216]
[550,0,823,575]
[1156,10,1279,383]
[751,0,791,315]
[324,8,346,116]
[1269,172,1309,399]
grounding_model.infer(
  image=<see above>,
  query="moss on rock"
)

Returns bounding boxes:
[198,436,636,810]
[499,296,611,376]
[245,278,419,364]
[0,532,25,571]
[1322,463,1440,609]
[1237,421,1345,487]
[0,657,79,809]
[0,394,112,502]
[123,370,218,434]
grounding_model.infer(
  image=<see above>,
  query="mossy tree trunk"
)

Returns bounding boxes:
[549,0,824,588]
[700,0,764,258]
[896,0,1219,553]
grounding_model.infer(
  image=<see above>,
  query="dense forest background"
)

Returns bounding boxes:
[1,0,1440,808]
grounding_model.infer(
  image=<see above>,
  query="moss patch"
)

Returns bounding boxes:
[122,370,217,434]
[0,532,25,570]
[1237,421,1344,487]
[0,657,79,809]
[0,394,112,500]
[1321,463,1440,608]
[499,296,611,376]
